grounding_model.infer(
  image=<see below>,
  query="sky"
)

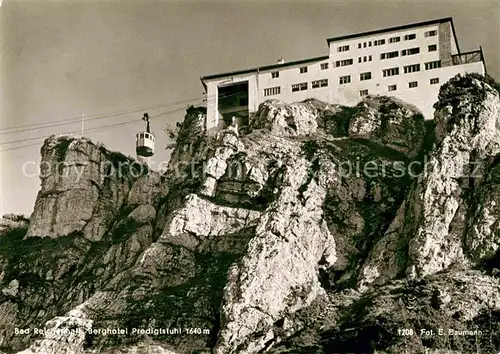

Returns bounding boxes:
[1,0,499,216]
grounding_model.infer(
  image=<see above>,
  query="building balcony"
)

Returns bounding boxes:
[451,50,482,65]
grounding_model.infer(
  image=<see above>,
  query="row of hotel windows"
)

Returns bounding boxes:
[380,45,436,59]
[339,46,437,68]
[263,79,329,96]
[268,44,437,78]
[338,61,441,85]
[359,77,440,96]
[265,59,441,95]
[359,60,441,74]
[264,76,440,97]
[336,30,437,52]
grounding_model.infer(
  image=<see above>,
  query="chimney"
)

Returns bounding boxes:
[277,57,285,64]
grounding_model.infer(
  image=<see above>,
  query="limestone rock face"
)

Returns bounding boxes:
[158,193,262,252]
[1,279,19,297]
[26,137,104,239]
[304,270,500,354]
[358,78,500,290]
[1,74,499,354]
[167,106,208,174]
[26,136,158,242]
[215,154,337,353]
[16,305,93,354]
[348,96,427,157]
[250,100,320,136]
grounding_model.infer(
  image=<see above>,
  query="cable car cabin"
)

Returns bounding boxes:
[136,132,155,157]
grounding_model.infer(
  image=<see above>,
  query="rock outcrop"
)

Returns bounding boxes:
[26,137,162,242]
[0,74,499,354]
[358,77,500,289]
[347,96,427,158]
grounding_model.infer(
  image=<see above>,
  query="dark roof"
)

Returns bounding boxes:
[201,68,258,81]
[326,17,460,52]
[260,55,329,71]
[200,55,329,82]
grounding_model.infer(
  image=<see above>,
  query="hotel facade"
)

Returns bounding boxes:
[200,17,486,133]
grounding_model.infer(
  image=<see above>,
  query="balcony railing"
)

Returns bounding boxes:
[452,50,482,65]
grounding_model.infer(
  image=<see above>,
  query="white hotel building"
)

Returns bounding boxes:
[200,17,486,133]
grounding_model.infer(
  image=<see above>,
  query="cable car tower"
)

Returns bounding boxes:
[136,113,155,159]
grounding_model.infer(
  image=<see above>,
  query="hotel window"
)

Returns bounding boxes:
[425,60,441,70]
[388,84,397,91]
[335,59,353,67]
[369,55,372,61]
[374,39,385,46]
[312,79,328,88]
[368,41,372,47]
[320,63,329,70]
[403,64,420,74]
[425,30,437,37]
[264,86,281,96]
[358,57,362,63]
[271,71,279,78]
[430,77,440,85]
[363,42,367,48]
[428,44,437,52]
[409,81,418,88]
[358,43,362,49]
[380,51,399,60]
[401,47,420,56]
[404,33,416,40]
[291,82,308,92]
[360,72,372,81]
[389,36,400,43]
[360,89,369,97]
[300,66,308,73]
[339,75,351,84]
[338,45,350,52]
[382,67,399,77]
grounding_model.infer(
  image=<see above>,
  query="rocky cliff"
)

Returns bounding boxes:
[0,74,499,354]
